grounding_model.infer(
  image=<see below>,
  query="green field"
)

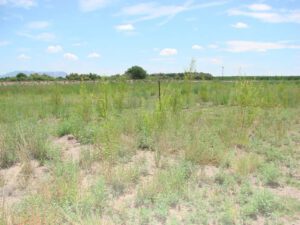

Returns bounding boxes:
[0,80,299,224]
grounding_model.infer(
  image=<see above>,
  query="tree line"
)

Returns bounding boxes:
[1,66,299,82]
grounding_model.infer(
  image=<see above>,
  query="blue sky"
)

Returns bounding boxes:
[0,0,300,76]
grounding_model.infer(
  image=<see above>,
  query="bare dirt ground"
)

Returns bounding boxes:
[1,134,299,224]
[53,134,83,161]
[0,160,49,206]
[0,134,82,207]
[110,150,157,211]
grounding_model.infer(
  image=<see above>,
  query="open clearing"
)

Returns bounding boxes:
[0,80,299,224]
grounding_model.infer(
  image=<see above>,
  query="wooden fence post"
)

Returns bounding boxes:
[158,80,161,110]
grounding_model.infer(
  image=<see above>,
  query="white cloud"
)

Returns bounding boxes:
[79,0,108,12]
[36,32,55,41]
[208,44,219,49]
[232,22,248,29]
[0,40,10,46]
[248,4,271,11]
[88,52,100,58]
[47,45,63,53]
[64,53,78,61]
[115,23,135,31]
[17,53,31,60]
[119,1,228,25]
[226,41,300,52]
[27,21,50,29]
[160,48,178,56]
[228,7,300,23]
[18,32,56,41]
[192,45,204,50]
[13,0,36,8]
[1,0,36,8]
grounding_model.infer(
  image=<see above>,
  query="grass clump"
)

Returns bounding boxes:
[78,82,94,123]
[79,177,107,214]
[107,165,141,196]
[233,153,261,176]
[50,84,63,116]
[220,201,238,225]
[137,112,155,150]
[184,129,225,166]
[11,195,61,225]
[57,119,74,137]
[259,163,280,186]
[49,161,80,205]
[242,190,282,218]
[0,123,55,168]
[0,129,17,168]
[136,162,191,206]
[215,171,238,189]
[264,147,285,162]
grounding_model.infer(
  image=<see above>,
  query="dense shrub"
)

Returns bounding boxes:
[125,66,148,79]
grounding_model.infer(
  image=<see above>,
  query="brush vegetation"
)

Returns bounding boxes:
[0,79,299,224]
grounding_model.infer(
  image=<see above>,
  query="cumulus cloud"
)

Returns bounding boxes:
[79,0,108,12]
[160,48,178,56]
[192,45,204,50]
[226,41,300,52]
[88,52,100,58]
[64,53,78,61]
[232,22,248,29]
[1,0,36,8]
[47,45,63,53]
[115,24,135,31]
[27,21,50,29]
[17,53,31,60]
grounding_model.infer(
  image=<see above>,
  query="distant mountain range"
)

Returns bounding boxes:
[1,71,67,77]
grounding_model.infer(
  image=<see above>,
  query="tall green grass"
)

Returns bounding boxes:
[1,80,299,168]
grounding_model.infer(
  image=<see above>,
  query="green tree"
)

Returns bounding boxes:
[16,73,28,81]
[125,66,147,79]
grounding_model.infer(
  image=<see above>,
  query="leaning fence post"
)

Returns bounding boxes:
[158,79,161,110]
